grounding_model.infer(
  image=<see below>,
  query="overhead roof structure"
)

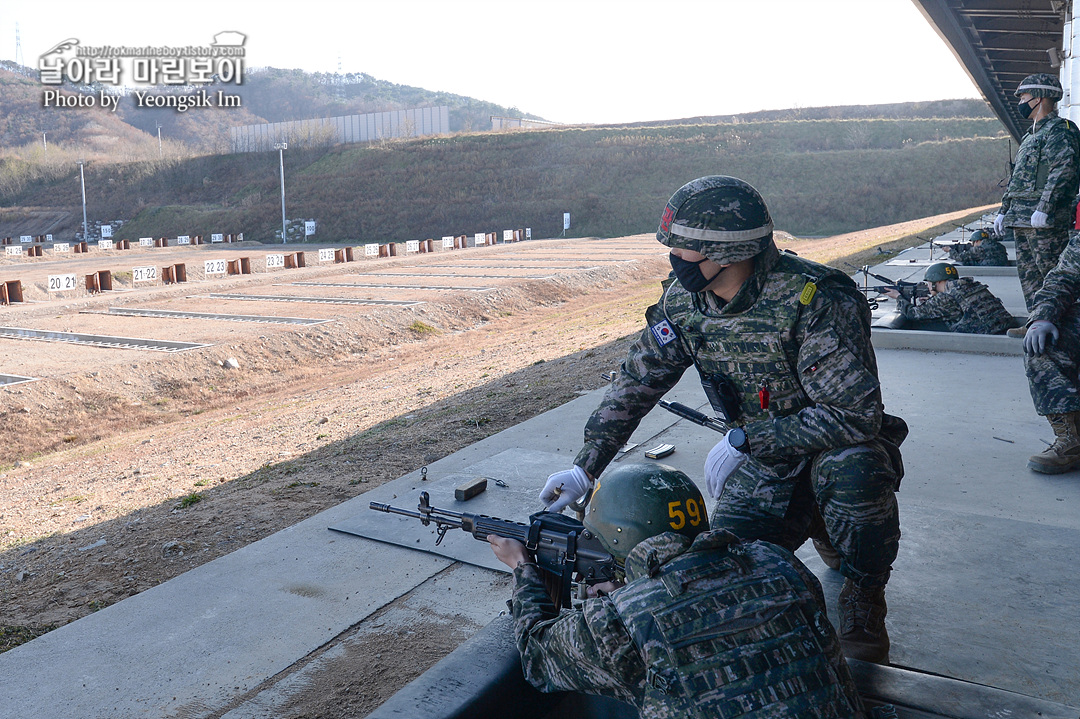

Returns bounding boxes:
[911,0,1067,142]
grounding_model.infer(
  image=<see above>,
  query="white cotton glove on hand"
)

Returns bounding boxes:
[1024,320,1059,355]
[1031,210,1050,228]
[704,432,748,500]
[994,213,1005,235]
[539,466,592,512]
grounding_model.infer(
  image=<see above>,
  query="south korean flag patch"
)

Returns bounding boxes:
[650,319,677,347]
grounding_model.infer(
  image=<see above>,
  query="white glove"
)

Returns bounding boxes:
[1024,320,1059,355]
[704,432,748,499]
[994,213,1005,235]
[539,466,592,512]
[1031,210,1050,228]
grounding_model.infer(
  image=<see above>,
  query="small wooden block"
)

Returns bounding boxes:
[455,477,488,501]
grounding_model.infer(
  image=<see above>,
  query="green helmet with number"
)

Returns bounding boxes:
[924,262,960,283]
[583,462,708,563]
[970,228,991,243]
[1015,73,1063,100]
[657,175,774,265]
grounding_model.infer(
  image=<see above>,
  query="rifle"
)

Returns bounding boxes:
[852,266,930,301]
[659,399,727,433]
[369,491,617,610]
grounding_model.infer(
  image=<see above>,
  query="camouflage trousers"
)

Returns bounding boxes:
[1025,302,1080,415]
[711,439,901,589]
[1012,226,1071,311]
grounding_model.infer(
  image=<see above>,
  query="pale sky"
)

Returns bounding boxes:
[0,0,981,124]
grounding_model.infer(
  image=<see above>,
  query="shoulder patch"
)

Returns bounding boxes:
[799,281,817,306]
[650,319,677,347]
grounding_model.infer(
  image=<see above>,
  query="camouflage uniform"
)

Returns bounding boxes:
[948,238,1009,267]
[574,241,907,589]
[894,278,1013,334]
[510,530,867,718]
[1022,235,1080,415]
[1000,110,1080,309]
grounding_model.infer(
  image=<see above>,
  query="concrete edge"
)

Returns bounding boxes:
[870,328,1024,355]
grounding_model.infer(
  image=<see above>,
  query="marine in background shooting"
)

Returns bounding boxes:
[946,228,1009,267]
[885,262,1014,335]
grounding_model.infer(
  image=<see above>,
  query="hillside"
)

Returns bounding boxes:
[1,113,1009,240]
[0,63,1010,240]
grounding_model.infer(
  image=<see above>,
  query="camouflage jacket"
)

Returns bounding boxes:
[1001,111,1080,229]
[510,530,866,719]
[1029,234,1080,324]
[575,242,902,477]
[895,278,1013,334]
[948,239,1009,267]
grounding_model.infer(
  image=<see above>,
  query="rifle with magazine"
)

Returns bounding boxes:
[852,266,930,302]
[369,491,617,609]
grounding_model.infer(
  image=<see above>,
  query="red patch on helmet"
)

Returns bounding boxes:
[660,205,675,233]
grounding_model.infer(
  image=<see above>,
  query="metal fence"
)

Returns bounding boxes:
[230,106,450,153]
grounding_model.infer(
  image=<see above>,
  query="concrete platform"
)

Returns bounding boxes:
[2,232,1078,718]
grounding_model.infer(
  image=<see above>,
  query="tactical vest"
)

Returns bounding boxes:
[664,257,833,421]
[661,255,862,460]
[1008,115,1080,217]
[610,532,862,719]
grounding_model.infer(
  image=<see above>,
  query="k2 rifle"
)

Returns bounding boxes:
[854,266,930,301]
[369,491,617,610]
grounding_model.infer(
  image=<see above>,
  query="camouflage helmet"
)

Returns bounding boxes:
[1015,73,1063,100]
[970,228,990,243]
[924,262,960,283]
[657,176,774,265]
[583,462,708,563]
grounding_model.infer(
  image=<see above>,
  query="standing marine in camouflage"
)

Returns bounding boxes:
[1021,235,1080,473]
[886,262,1013,335]
[947,228,1009,267]
[995,73,1080,310]
[539,176,907,664]
[492,463,871,718]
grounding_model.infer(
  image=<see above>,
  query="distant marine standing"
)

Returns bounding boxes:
[994,73,1080,309]
[947,228,1009,267]
[888,262,1013,335]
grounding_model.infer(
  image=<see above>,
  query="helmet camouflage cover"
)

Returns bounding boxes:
[657,175,774,265]
[924,262,960,283]
[583,462,708,563]
[1015,73,1063,100]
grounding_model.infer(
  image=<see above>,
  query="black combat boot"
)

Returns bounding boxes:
[1029,413,1080,474]
[838,580,889,664]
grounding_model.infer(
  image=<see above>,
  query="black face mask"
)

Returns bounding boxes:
[669,253,720,293]
[1019,98,1038,120]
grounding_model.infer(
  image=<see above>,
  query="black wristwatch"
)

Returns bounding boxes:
[728,427,749,454]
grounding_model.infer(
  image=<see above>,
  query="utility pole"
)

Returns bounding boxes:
[77,160,88,240]
[42,131,47,155]
[274,142,288,244]
[156,123,162,159]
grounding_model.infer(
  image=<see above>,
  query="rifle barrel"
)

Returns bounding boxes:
[658,400,727,432]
